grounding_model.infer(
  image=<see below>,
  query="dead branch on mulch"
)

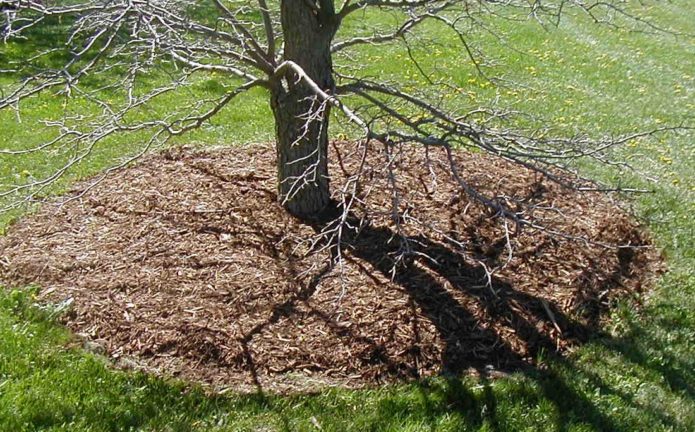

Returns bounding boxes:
[0,142,662,393]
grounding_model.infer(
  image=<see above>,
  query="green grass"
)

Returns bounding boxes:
[1,2,694,431]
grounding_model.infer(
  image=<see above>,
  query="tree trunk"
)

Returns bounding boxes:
[271,0,337,218]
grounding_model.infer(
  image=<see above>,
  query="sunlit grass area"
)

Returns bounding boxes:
[1,1,694,431]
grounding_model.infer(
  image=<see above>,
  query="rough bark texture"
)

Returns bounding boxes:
[271,0,337,218]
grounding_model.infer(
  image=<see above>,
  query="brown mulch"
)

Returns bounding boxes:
[0,142,662,393]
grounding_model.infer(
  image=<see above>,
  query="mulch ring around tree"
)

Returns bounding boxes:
[0,142,662,393]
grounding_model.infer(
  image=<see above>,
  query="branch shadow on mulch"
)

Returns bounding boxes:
[0,144,663,399]
[201,210,675,430]
[308,204,597,376]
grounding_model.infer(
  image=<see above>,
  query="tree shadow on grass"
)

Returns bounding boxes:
[607,324,695,400]
[0,16,177,91]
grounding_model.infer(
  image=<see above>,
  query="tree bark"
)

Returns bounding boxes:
[271,0,337,218]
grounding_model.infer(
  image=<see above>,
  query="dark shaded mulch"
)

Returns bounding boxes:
[0,142,662,393]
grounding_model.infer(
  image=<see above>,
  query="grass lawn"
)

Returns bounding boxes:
[1,2,694,431]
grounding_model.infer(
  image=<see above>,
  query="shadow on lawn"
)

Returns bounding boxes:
[0,16,174,91]
[609,324,695,400]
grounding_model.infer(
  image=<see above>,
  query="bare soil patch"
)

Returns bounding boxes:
[0,142,661,393]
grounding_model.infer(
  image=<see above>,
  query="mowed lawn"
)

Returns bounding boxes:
[1,2,694,431]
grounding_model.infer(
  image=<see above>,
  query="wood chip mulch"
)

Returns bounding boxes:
[0,142,662,393]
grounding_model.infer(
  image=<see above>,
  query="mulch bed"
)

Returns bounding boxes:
[0,142,662,393]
